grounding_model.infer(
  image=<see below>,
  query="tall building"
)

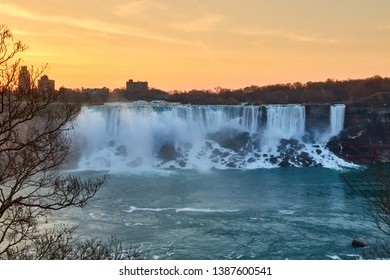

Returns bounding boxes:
[18,66,31,92]
[126,79,148,93]
[38,75,55,92]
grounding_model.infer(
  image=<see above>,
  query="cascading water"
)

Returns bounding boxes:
[242,105,261,135]
[265,105,305,140]
[71,102,355,171]
[330,104,346,136]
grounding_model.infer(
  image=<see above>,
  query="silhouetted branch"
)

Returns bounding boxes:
[0,25,108,259]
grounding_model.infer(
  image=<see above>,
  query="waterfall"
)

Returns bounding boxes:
[73,104,263,170]
[242,105,262,135]
[330,104,345,136]
[171,105,244,133]
[71,102,355,171]
[265,105,306,139]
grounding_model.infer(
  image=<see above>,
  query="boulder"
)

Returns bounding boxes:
[277,138,302,155]
[280,138,299,148]
[352,239,368,247]
[247,157,256,163]
[297,151,315,166]
[205,141,213,149]
[115,145,128,157]
[208,129,250,152]
[158,143,182,162]
[108,140,116,147]
[278,157,291,167]
[269,156,278,165]
[211,148,230,158]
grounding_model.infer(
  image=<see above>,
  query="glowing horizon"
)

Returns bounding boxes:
[2,0,390,91]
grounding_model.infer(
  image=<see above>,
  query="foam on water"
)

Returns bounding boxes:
[125,206,240,213]
[126,206,172,213]
[279,210,296,215]
[175,208,240,213]
[326,255,342,260]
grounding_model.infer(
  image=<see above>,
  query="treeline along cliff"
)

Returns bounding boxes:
[61,76,389,106]
[166,76,390,105]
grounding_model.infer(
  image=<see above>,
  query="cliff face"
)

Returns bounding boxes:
[326,95,390,165]
[305,105,330,135]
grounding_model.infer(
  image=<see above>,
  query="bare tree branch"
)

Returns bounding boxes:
[0,24,111,259]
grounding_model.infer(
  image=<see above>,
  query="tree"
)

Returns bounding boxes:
[5,225,146,260]
[342,166,390,257]
[0,24,113,259]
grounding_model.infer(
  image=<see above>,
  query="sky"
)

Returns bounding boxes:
[1,0,390,91]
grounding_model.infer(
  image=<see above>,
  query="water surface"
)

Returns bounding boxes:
[55,168,378,260]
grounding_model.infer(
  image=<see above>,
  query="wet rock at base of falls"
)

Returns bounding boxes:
[211,148,230,158]
[115,145,128,157]
[280,138,299,147]
[278,140,294,155]
[277,147,295,157]
[247,157,256,163]
[278,157,292,167]
[272,150,316,168]
[297,151,315,166]
[270,156,278,165]
[278,138,305,151]
[158,143,182,162]
[205,141,213,150]
[250,135,261,150]
[108,140,116,147]
[208,129,250,152]
[275,138,318,167]
[226,162,237,168]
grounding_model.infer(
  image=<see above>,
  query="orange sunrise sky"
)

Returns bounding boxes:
[1,0,390,91]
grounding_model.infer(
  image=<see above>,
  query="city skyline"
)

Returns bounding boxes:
[2,0,390,91]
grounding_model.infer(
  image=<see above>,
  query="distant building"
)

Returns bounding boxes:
[38,75,55,92]
[126,79,148,93]
[81,87,110,95]
[18,66,31,92]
